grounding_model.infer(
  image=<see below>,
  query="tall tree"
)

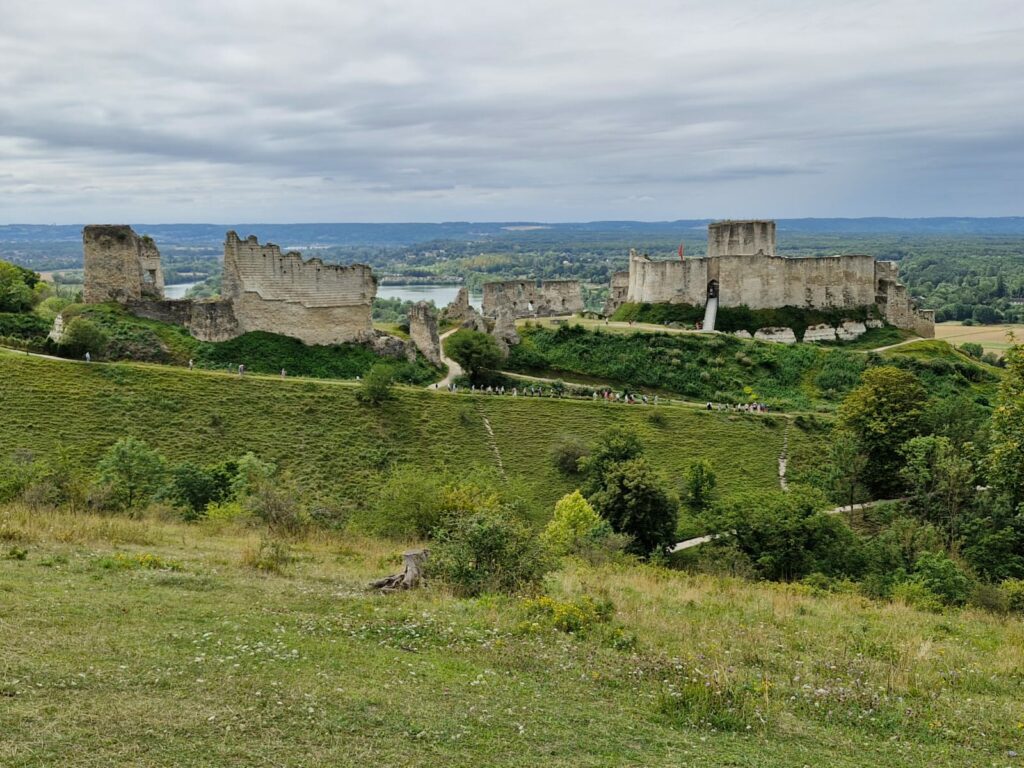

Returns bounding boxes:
[588,457,678,556]
[837,366,927,498]
[989,340,1024,512]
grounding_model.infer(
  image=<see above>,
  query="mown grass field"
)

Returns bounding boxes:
[2,505,1022,766]
[0,350,824,518]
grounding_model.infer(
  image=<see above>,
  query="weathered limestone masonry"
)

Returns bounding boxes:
[81,226,378,345]
[222,232,376,345]
[408,301,442,365]
[482,279,584,319]
[83,225,165,303]
[603,270,630,315]
[621,219,934,337]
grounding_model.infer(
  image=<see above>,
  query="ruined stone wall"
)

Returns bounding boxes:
[482,279,584,318]
[222,231,376,344]
[126,299,240,342]
[604,270,631,315]
[714,253,877,310]
[707,220,776,259]
[408,301,441,365]
[626,252,707,306]
[83,225,165,303]
[875,262,935,338]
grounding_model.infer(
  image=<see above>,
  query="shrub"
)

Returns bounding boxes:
[204,500,247,523]
[428,509,551,597]
[244,479,308,535]
[910,551,973,606]
[241,536,293,574]
[892,581,944,613]
[959,342,984,360]
[1001,578,1024,613]
[59,317,109,359]
[94,436,166,512]
[164,461,235,520]
[541,490,612,556]
[968,582,1009,614]
[550,436,589,475]
[519,595,614,634]
[230,453,276,499]
[361,468,510,540]
[355,363,396,405]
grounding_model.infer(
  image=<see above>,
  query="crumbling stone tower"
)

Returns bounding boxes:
[83,225,164,303]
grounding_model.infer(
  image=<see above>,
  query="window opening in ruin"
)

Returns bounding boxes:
[527,300,535,313]
[144,269,156,284]
[707,280,719,299]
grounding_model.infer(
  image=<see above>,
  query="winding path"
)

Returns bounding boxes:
[430,328,463,389]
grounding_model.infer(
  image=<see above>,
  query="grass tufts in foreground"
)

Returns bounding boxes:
[2,503,1023,766]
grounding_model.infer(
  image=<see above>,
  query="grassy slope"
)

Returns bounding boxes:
[507,324,1001,412]
[0,351,824,515]
[2,506,1022,767]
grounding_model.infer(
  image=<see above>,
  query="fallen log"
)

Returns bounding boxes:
[369,548,429,592]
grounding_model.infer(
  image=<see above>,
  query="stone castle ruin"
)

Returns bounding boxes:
[611,220,934,338]
[83,226,165,303]
[220,231,376,345]
[482,279,584,319]
[80,226,390,348]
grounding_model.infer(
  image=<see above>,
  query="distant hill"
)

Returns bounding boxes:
[3,217,1024,248]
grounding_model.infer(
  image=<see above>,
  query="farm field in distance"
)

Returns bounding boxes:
[935,321,1024,354]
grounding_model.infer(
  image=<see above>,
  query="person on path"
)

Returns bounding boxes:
[187,358,194,371]
[281,368,286,379]
[238,364,245,377]
[84,351,91,363]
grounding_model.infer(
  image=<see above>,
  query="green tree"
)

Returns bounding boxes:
[713,487,863,581]
[230,452,276,499]
[95,437,166,511]
[988,340,1024,512]
[0,261,37,313]
[578,427,644,497]
[589,457,678,556]
[899,435,975,544]
[837,366,927,498]
[443,329,502,382]
[827,429,868,513]
[59,317,109,359]
[681,459,717,513]
[355,362,396,405]
[164,461,235,519]
[541,490,611,556]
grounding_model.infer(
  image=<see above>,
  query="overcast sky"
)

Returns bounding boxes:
[1,0,1021,223]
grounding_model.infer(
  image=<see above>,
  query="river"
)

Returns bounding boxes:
[162,281,480,308]
[163,281,200,299]
[376,284,481,309]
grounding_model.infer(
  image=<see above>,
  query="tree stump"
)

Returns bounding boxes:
[369,548,429,592]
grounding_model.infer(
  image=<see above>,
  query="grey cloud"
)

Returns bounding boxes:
[0,0,1022,221]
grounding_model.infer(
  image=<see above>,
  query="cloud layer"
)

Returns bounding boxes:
[1,0,1021,222]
